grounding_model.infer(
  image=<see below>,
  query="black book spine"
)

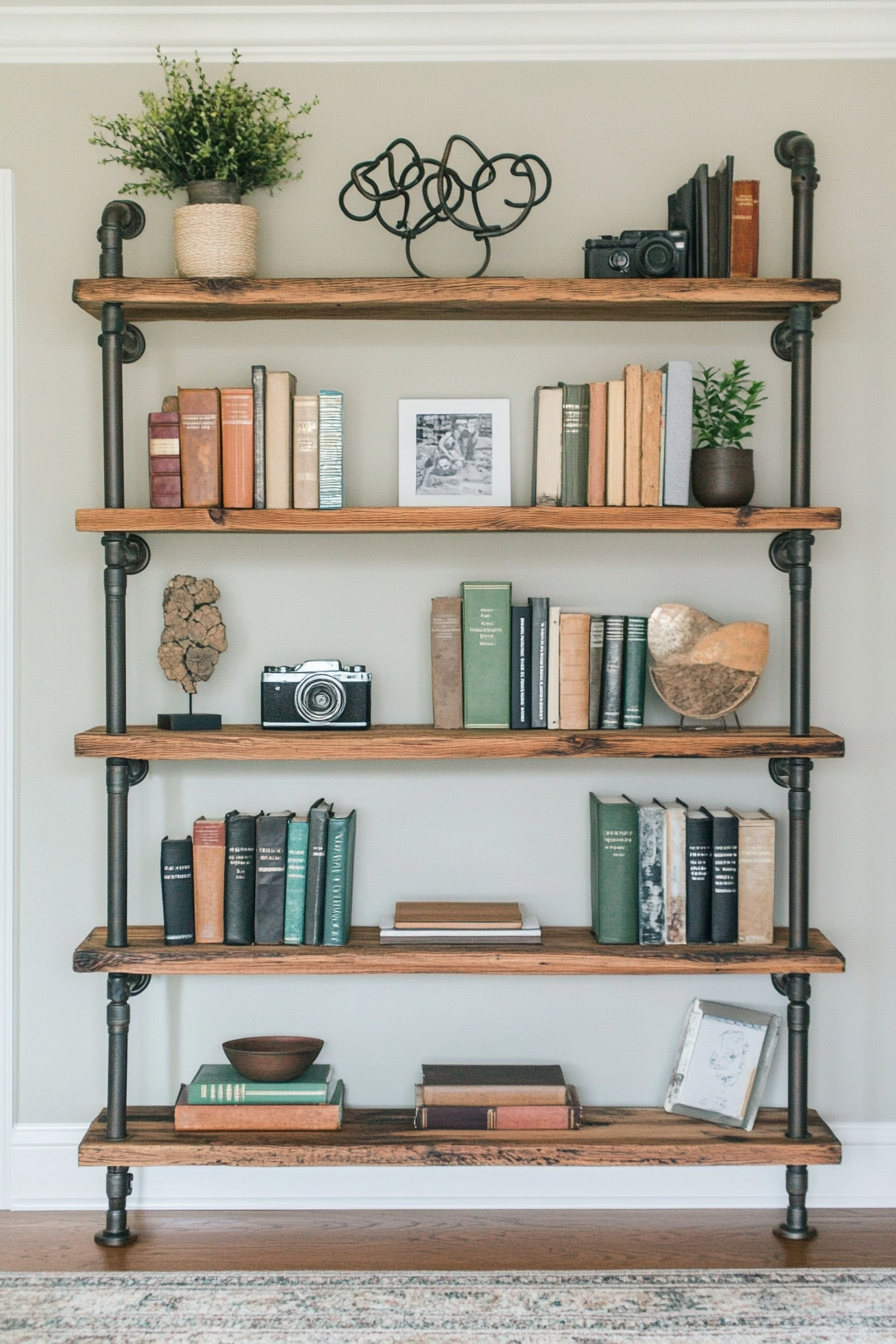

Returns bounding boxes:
[224,813,257,945]
[705,809,738,943]
[694,164,710,278]
[252,364,266,509]
[685,812,713,943]
[254,812,292,944]
[160,836,195,945]
[529,597,549,729]
[303,799,332,945]
[510,605,531,730]
[598,616,626,729]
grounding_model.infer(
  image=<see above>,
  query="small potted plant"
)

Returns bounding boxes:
[691,360,766,507]
[91,50,316,278]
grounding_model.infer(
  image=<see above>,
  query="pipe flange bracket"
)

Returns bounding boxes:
[121,534,151,575]
[769,530,813,573]
[127,760,149,788]
[771,321,793,362]
[126,974,152,997]
[769,758,813,789]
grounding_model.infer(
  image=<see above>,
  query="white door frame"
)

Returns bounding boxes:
[0,170,16,1210]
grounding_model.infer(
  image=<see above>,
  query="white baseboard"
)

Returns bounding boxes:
[9,1121,896,1210]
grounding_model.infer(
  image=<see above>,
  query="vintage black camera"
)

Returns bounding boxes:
[584,230,688,279]
[261,661,372,729]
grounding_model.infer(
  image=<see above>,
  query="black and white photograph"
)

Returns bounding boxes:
[664,999,780,1131]
[399,399,511,506]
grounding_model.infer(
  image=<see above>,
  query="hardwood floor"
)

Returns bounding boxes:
[1,1209,894,1273]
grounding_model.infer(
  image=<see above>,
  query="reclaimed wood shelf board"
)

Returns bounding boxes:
[73,925,845,977]
[78,1105,841,1168]
[75,505,842,535]
[72,277,842,324]
[74,724,845,762]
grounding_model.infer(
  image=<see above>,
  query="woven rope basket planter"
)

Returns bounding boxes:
[174,203,258,278]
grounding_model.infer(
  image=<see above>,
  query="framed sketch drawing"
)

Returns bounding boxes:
[664,999,780,1131]
[399,399,511,506]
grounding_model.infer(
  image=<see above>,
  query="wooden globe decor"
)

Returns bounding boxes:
[647,603,769,721]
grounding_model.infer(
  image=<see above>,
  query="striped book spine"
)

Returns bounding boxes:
[318,390,344,509]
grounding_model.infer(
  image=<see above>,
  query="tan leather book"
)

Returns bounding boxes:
[587,381,607,505]
[606,380,625,505]
[730,808,775,944]
[264,371,297,508]
[174,1081,344,1130]
[178,388,221,507]
[730,181,760,279]
[559,612,590,730]
[395,901,523,929]
[640,369,663,506]
[220,388,254,509]
[431,596,463,729]
[292,393,319,508]
[532,385,562,505]
[623,364,643,505]
[192,817,226,943]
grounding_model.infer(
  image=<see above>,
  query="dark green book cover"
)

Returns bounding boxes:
[187,1062,332,1104]
[559,383,590,507]
[590,794,639,944]
[461,581,511,729]
[322,810,357,946]
[621,616,648,728]
[283,817,310,945]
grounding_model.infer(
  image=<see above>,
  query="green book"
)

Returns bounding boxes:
[322,810,357,946]
[590,794,639,944]
[461,581,512,729]
[283,817,310,944]
[622,616,648,728]
[187,1062,333,1104]
[559,383,590,507]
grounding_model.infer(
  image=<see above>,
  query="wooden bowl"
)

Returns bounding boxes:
[222,1036,324,1082]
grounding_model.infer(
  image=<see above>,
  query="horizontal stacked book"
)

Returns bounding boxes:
[432,586,648,731]
[590,795,775,947]
[414,1065,581,1131]
[380,901,542,946]
[160,802,357,948]
[174,1063,344,1131]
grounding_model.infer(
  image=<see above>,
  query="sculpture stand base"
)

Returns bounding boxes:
[157,713,221,731]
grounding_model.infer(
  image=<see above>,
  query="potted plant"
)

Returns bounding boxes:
[91,50,316,279]
[691,359,766,507]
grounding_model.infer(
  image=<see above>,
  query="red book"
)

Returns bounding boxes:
[178,387,222,507]
[192,817,226,943]
[148,411,181,508]
[730,181,760,278]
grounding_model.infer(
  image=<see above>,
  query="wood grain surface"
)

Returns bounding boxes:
[77,1105,841,1168]
[74,505,842,534]
[72,925,845,977]
[73,723,846,761]
[71,276,841,323]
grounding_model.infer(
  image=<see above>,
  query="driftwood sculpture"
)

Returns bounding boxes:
[647,603,769,721]
[158,575,227,695]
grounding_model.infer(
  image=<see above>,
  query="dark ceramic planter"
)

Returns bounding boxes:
[691,446,755,507]
[186,180,241,205]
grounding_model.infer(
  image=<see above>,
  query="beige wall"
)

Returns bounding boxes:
[1,60,893,1131]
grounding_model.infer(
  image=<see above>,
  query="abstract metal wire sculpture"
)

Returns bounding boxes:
[339,135,552,278]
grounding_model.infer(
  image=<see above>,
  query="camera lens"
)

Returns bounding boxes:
[608,249,630,272]
[635,235,675,277]
[295,675,347,723]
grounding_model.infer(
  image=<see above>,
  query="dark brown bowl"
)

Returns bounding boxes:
[222,1036,324,1083]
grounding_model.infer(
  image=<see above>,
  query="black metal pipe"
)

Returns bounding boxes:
[103,535,128,735]
[788,532,812,737]
[788,134,817,280]
[105,974,131,1140]
[785,973,811,1138]
[790,305,813,508]
[94,1166,136,1247]
[788,758,812,951]
[106,760,129,948]
[101,303,125,509]
[775,1164,815,1240]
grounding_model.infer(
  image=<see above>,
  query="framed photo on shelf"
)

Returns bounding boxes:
[398,398,511,507]
[664,998,780,1131]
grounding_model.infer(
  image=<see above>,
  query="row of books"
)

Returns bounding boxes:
[668,156,759,279]
[531,363,692,509]
[414,1065,581,1131]
[148,372,344,509]
[160,803,356,949]
[590,796,775,948]
[379,901,542,946]
[174,1062,344,1131]
[431,587,648,731]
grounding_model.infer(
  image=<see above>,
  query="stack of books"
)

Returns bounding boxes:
[668,156,759,279]
[414,1065,581,1131]
[432,585,648,732]
[380,901,542,946]
[590,795,775,948]
[148,373,344,510]
[160,802,356,948]
[174,1063,344,1131]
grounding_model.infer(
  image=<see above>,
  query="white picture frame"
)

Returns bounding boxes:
[664,998,780,1131]
[398,398,511,507]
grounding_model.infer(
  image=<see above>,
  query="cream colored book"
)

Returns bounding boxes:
[640,369,663,506]
[292,393,319,509]
[547,606,561,729]
[559,612,590,730]
[624,363,643,506]
[606,380,625,505]
[730,809,776,944]
[265,371,297,508]
[533,385,563,505]
[656,799,686,944]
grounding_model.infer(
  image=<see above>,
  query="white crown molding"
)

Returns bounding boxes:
[0,3,894,63]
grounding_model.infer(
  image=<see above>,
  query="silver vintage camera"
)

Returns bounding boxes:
[261,661,372,729]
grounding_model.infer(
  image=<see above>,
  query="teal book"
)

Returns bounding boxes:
[590,794,639,944]
[283,817,310,945]
[322,810,357,946]
[187,1062,333,1104]
[559,383,590,507]
[461,581,512,729]
[622,616,648,728]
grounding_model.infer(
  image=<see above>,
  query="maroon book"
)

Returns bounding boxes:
[149,410,181,508]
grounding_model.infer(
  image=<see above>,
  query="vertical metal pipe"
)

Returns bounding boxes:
[790,306,813,509]
[101,304,125,509]
[95,1166,136,1247]
[106,760,129,948]
[103,536,128,735]
[786,974,811,1137]
[105,974,131,1140]
[785,133,818,280]
[787,534,812,738]
[788,759,812,951]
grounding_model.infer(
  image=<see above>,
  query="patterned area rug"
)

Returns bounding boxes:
[1,1270,894,1343]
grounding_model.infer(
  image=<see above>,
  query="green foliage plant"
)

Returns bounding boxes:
[90,49,316,197]
[692,359,766,449]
